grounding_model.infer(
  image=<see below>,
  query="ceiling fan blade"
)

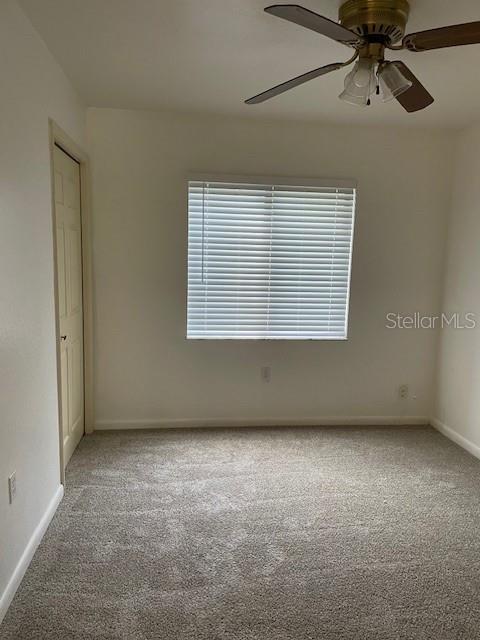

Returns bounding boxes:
[265,5,364,47]
[392,62,434,113]
[403,22,480,52]
[245,63,344,104]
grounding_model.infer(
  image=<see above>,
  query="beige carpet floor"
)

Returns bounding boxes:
[2,425,480,639]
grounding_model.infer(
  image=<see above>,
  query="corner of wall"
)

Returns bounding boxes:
[431,122,480,457]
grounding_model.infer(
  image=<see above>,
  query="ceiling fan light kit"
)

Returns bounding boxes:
[245,0,480,113]
[338,59,411,107]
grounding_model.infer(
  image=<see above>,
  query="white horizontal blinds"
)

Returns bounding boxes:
[187,180,355,339]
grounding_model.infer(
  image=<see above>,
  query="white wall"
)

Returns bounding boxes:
[0,0,86,616]
[88,108,453,428]
[434,123,480,455]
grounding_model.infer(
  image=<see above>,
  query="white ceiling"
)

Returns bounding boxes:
[19,0,480,128]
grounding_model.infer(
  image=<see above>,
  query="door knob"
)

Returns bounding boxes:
[60,335,67,341]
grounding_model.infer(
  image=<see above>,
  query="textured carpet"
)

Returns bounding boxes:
[2,426,480,639]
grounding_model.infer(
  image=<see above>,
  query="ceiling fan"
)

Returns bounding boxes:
[245,0,480,112]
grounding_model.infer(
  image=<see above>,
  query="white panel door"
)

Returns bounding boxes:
[54,145,84,467]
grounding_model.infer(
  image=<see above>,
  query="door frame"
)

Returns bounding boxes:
[49,119,94,484]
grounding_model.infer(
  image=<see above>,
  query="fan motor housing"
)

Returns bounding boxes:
[339,0,410,45]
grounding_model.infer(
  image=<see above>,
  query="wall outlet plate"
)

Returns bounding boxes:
[8,472,16,504]
[399,384,409,399]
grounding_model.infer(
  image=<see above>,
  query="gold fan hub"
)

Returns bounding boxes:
[339,0,410,44]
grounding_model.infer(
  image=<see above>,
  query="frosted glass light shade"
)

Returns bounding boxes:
[379,62,412,102]
[339,59,376,107]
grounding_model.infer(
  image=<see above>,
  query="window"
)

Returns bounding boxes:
[187,176,356,340]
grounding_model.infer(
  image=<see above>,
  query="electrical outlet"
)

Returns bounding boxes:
[261,366,271,383]
[8,472,16,504]
[399,384,409,400]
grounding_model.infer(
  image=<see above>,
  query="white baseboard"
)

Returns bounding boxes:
[0,484,64,624]
[95,416,429,431]
[431,417,480,461]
